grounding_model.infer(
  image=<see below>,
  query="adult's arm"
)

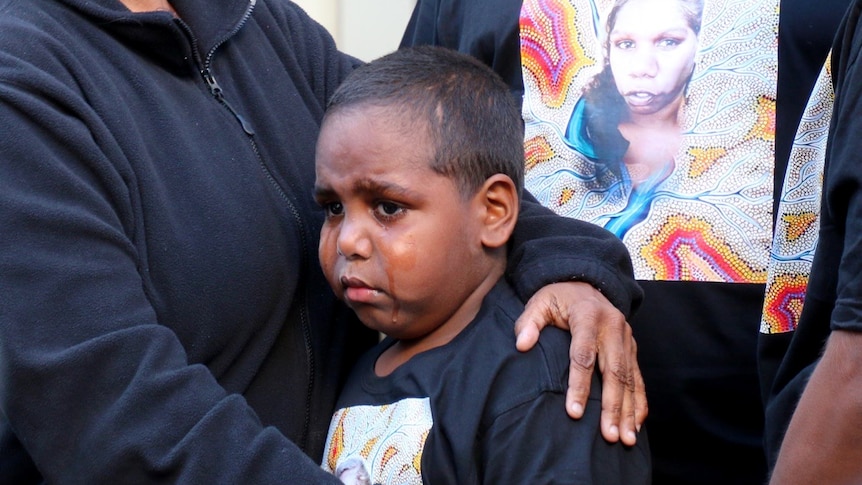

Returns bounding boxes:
[0,76,342,485]
[0,3,349,483]
[768,330,862,484]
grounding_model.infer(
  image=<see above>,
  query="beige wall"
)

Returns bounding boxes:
[292,0,416,62]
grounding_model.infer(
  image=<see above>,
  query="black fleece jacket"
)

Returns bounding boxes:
[0,0,641,483]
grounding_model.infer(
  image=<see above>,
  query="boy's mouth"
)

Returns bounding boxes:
[340,275,382,303]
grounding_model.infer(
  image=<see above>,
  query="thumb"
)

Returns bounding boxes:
[514,300,548,352]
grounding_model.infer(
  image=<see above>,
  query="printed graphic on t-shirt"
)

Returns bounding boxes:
[520,0,778,282]
[760,60,832,334]
[322,397,432,485]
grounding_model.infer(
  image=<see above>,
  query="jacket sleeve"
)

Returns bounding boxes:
[507,192,643,319]
[0,9,346,485]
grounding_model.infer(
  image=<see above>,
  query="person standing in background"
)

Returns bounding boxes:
[757,0,850,437]
[759,1,862,482]
[401,0,849,484]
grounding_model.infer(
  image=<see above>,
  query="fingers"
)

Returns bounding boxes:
[566,340,596,420]
[597,370,623,443]
[513,288,563,352]
[566,309,640,446]
[602,355,636,446]
[597,319,643,446]
[514,323,541,352]
[595,326,626,443]
[565,303,599,419]
[568,293,637,444]
[621,332,647,444]
[631,338,648,432]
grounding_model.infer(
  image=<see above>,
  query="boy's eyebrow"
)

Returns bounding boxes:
[313,177,421,201]
[353,178,417,198]
[313,184,335,202]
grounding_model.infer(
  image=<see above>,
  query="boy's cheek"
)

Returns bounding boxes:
[318,229,339,288]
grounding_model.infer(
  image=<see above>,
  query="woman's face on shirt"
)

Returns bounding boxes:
[608,0,698,115]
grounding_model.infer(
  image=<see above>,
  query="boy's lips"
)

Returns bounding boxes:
[340,275,383,304]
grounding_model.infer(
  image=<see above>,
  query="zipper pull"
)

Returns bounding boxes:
[201,68,223,100]
[200,68,255,136]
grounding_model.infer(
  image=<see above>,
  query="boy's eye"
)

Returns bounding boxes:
[374,201,404,219]
[325,201,344,216]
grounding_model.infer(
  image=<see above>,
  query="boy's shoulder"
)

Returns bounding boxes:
[493,278,605,386]
[479,280,593,400]
[483,280,572,370]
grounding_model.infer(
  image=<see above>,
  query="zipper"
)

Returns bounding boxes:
[195,0,256,133]
[174,1,317,451]
[200,69,254,135]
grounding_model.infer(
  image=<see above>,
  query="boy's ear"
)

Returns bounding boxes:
[476,174,519,249]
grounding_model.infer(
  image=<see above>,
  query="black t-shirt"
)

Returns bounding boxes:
[322,281,650,485]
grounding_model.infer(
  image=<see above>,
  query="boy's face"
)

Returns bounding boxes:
[314,105,491,342]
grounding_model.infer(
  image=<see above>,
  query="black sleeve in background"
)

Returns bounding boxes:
[773,0,852,220]
[400,0,526,104]
[399,0,439,47]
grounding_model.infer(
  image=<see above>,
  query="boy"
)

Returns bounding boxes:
[313,45,650,484]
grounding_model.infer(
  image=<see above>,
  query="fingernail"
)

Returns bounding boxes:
[627,430,637,441]
[610,425,619,438]
[570,403,583,416]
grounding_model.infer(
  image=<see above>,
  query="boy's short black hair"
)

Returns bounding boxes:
[325,45,524,197]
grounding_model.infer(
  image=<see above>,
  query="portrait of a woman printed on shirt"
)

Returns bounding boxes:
[523,0,776,283]
[563,0,702,236]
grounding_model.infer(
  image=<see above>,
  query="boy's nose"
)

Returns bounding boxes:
[336,214,373,260]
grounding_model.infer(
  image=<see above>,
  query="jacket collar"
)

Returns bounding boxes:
[54,0,255,69]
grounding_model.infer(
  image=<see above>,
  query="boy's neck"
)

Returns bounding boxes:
[373,265,505,377]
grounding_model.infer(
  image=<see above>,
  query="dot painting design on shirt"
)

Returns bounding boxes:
[760,60,832,334]
[520,0,778,283]
[323,398,431,484]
